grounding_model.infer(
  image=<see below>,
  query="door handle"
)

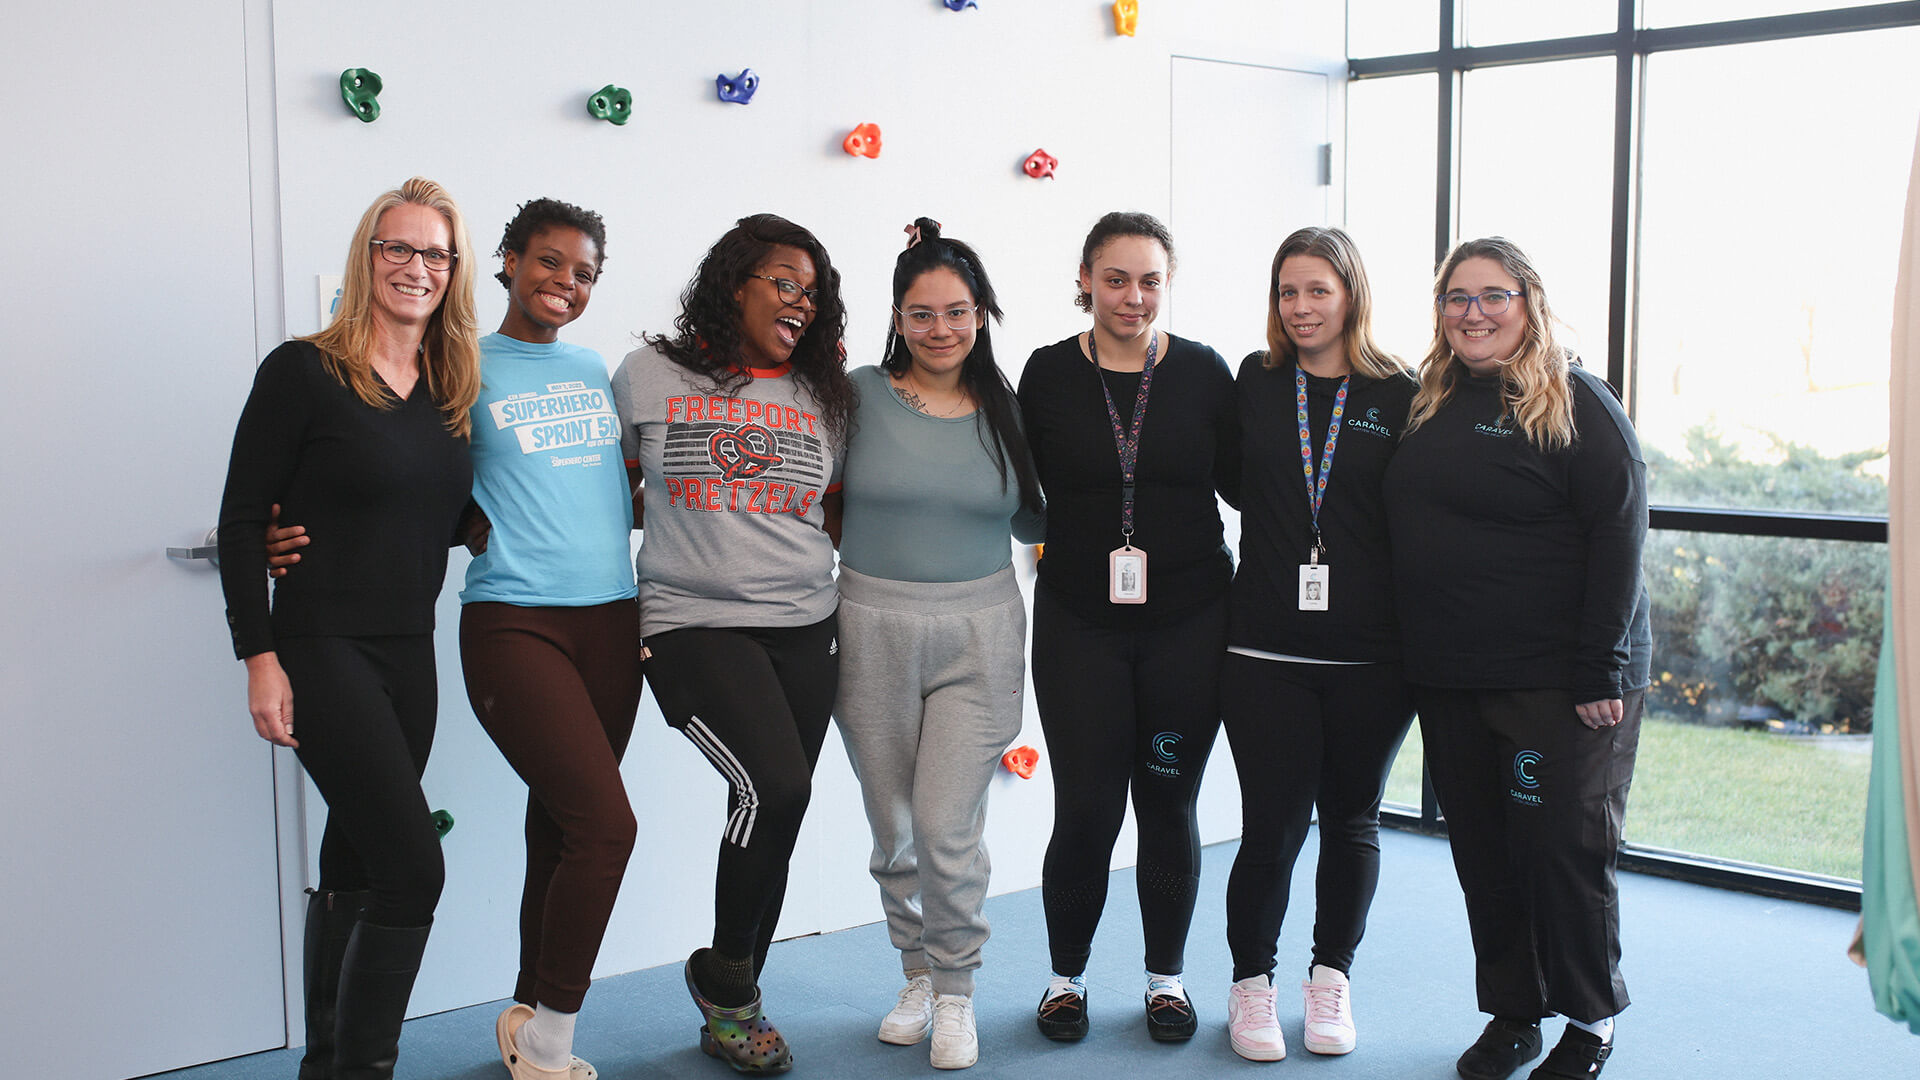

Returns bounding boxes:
[167,528,220,566]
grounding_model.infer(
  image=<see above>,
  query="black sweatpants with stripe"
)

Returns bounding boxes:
[643,614,839,973]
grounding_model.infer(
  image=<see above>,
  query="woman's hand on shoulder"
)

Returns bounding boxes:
[244,652,298,748]
[1575,698,1623,729]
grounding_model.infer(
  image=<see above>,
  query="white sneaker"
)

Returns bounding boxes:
[878,974,935,1045]
[1226,974,1286,1061]
[1302,964,1356,1055]
[930,993,979,1070]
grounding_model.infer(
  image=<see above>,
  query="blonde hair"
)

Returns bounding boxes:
[304,177,481,437]
[1263,226,1407,380]
[1406,236,1575,452]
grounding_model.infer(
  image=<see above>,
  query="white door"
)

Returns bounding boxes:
[1167,57,1330,842]
[0,4,291,1077]
[1169,58,1332,362]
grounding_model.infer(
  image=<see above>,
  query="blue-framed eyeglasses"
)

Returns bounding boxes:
[1437,289,1523,319]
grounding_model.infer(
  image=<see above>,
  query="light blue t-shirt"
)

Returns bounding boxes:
[461,333,637,606]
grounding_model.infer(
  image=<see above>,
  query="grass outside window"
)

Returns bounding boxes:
[1380,714,1868,881]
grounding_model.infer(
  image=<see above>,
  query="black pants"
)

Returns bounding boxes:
[1416,686,1643,1024]
[643,614,839,971]
[1031,587,1225,977]
[1221,653,1414,981]
[462,600,644,1013]
[279,634,444,928]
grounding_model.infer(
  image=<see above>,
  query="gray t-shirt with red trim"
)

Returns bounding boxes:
[612,341,843,636]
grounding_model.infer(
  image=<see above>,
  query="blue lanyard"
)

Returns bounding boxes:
[1091,330,1159,539]
[1297,367,1349,561]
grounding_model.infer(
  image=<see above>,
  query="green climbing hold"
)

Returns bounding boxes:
[431,809,454,839]
[588,84,633,125]
[340,68,382,123]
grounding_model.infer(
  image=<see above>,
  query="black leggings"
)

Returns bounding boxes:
[1220,653,1414,981]
[1031,588,1226,977]
[642,615,839,971]
[279,634,444,928]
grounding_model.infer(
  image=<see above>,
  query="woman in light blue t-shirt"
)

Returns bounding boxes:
[835,218,1045,1071]
[463,198,643,1080]
[270,197,641,1080]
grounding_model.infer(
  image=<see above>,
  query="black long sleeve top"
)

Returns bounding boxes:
[217,340,473,659]
[1228,353,1417,662]
[1383,365,1652,701]
[1016,333,1240,628]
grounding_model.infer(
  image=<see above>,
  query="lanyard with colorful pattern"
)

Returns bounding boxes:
[1297,366,1349,562]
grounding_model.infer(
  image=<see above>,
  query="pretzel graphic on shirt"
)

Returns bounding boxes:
[707,422,786,482]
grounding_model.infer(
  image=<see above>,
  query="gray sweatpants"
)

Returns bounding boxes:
[834,564,1028,996]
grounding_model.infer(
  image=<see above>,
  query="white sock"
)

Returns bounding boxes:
[1045,974,1086,999]
[517,1004,577,1070]
[1568,1016,1614,1043]
[1146,970,1188,1001]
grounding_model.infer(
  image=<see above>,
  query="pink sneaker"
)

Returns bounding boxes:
[1302,964,1356,1055]
[1226,975,1286,1061]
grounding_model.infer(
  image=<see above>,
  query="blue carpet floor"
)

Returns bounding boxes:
[151,828,1917,1078]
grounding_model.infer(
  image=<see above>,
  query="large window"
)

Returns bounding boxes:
[1349,1,1919,905]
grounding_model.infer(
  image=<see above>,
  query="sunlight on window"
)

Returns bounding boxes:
[1348,0,1441,57]
[1635,28,1920,512]
[1644,1,1867,27]
[1347,74,1441,364]
[1458,58,1616,366]
[1464,0,1616,46]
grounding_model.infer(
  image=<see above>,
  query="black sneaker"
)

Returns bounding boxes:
[1037,983,1089,1041]
[1528,1026,1612,1079]
[1144,978,1197,1042]
[1457,1017,1544,1080]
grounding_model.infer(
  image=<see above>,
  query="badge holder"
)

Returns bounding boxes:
[1111,541,1147,604]
[1298,547,1329,611]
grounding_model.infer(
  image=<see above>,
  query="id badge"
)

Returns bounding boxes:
[1110,545,1148,604]
[1298,563,1330,611]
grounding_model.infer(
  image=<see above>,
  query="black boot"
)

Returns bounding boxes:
[331,920,431,1080]
[297,889,368,1080]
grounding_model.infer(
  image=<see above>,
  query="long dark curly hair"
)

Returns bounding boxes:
[880,217,1042,515]
[645,213,854,440]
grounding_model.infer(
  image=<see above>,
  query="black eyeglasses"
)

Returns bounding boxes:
[1437,289,1523,319]
[751,274,819,305]
[371,239,457,271]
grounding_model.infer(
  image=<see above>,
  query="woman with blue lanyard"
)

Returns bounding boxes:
[1017,210,1240,1044]
[1217,227,1416,1063]
[835,218,1045,1071]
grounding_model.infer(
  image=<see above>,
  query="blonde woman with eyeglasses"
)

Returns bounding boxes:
[216,176,479,1080]
[1384,237,1649,1080]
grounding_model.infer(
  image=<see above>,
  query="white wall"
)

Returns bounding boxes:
[2,2,1344,1072]
[266,0,1343,1014]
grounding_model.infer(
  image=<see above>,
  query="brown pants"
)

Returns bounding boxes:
[461,599,645,1012]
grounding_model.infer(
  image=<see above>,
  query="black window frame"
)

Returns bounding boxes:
[1353,0,1919,910]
